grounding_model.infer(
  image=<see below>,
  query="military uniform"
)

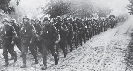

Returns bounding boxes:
[77,19,85,46]
[10,20,21,52]
[33,19,43,53]
[40,18,60,70]
[58,22,68,58]
[20,18,38,68]
[72,21,78,48]
[65,19,74,52]
[1,19,17,66]
[55,17,68,58]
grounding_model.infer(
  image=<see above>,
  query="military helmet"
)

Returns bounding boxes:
[56,16,61,20]
[31,19,35,22]
[10,19,16,23]
[68,18,73,22]
[2,18,9,24]
[44,17,49,21]
[23,15,29,20]
[35,18,39,21]
[63,18,67,22]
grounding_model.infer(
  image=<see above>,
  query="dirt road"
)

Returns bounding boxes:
[0,16,133,71]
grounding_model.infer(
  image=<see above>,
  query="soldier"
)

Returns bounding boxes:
[94,20,98,35]
[77,18,85,46]
[1,18,17,66]
[55,16,68,58]
[65,18,74,52]
[33,19,43,53]
[20,16,38,68]
[102,19,106,32]
[55,16,62,30]
[10,19,22,58]
[59,19,68,58]
[40,17,60,70]
[88,19,93,39]
[72,19,79,48]
[30,19,38,53]
[84,18,90,40]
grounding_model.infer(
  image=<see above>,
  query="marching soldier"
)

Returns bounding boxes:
[59,19,68,58]
[66,18,74,52]
[10,19,22,55]
[20,16,38,68]
[72,19,79,48]
[77,18,83,46]
[55,16,68,58]
[40,17,60,70]
[1,18,17,66]
[33,19,43,53]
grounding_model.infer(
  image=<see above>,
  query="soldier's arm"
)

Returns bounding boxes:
[71,24,73,32]
[38,24,43,35]
[61,24,68,32]
[0,27,5,39]
[12,26,18,37]
[30,24,38,43]
[31,24,36,34]
[54,26,60,44]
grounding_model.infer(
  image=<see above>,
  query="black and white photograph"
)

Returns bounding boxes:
[0,0,133,71]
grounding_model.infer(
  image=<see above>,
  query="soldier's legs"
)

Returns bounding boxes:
[29,44,38,64]
[41,44,48,70]
[21,43,28,68]
[9,44,15,60]
[67,35,73,52]
[8,44,17,62]
[78,34,82,46]
[2,45,9,66]
[15,38,22,52]
[59,39,67,58]
[48,41,59,65]
[36,40,43,54]
[82,33,86,43]
[89,31,92,39]
[93,29,95,36]
[68,39,73,52]
[101,27,103,32]
[74,34,78,48]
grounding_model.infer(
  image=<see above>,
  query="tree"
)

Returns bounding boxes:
[43,0,111,18]
[0,0,15,14]
[128,0,133,15]
[43,0,71,18]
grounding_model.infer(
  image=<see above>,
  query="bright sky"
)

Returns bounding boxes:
[93,0,130,15]
[16,0,47,18]
[11,0,130,18]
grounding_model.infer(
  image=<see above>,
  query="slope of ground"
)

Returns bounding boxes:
[0,16,133,71]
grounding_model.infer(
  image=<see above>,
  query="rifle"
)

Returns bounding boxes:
[114,30,119,36]
[125,26,131,34]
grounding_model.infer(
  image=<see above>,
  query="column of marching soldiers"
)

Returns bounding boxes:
[0,16,117,70]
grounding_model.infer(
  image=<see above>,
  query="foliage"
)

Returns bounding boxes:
[43,0,71,18]
[0,0,15,14]
[43,0,111,18]
[128,0,133,15]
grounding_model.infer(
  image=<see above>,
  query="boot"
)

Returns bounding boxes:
[9,56,14,60]
[20,54,22,57]
[14,53,17,62]
[3,53,9,66]
[3,61,9,66]
[54,53,59,65]
[20,64,26,68]
[35,59,38,64]
[41,66,47,70]
[70,44,73,52]
[21,54,26,68]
